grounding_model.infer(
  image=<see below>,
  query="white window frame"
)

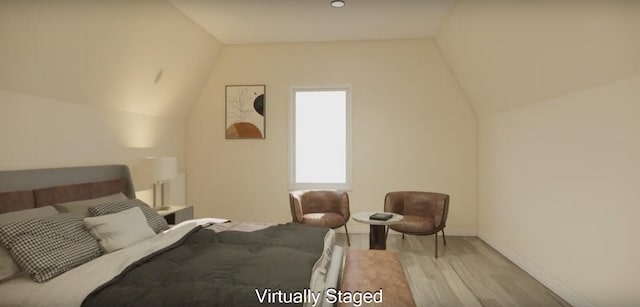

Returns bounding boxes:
[289,86,352,191]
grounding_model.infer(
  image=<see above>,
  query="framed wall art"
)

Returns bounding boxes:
[225,84,266,139]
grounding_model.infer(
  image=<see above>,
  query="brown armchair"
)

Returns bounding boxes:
[384,191,450,258]
[289,190,351,246]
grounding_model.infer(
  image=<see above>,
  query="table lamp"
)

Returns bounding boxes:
[142,156,177,210]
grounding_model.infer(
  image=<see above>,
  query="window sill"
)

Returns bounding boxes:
[290,183,352,191]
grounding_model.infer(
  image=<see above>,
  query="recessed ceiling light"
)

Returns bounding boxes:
[330,0,345,8]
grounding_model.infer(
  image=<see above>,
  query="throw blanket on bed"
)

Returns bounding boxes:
[81,223,329,307]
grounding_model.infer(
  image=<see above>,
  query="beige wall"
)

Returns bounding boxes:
[436,1,640,305]
[0,0,222,204]
[0,90,184,201]
[479,74,640,306]
[436,0,640,116]
[0,0,221,118]
[187,39,478,234]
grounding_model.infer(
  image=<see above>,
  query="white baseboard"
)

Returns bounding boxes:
[335,224,477,236]
[479,233,593,307]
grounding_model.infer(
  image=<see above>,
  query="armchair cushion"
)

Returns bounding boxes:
[384,191,449,234]
[300,190,349,218]
[388,215,435,234]
[302,213,347,229]
[289,190,350,229]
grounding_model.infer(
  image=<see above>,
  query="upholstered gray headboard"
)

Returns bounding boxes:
[0,165,135,213]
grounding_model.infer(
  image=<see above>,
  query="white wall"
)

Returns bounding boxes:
[186,39,478,234]
[436,1,640,305]
[436,0,640,116]
[0,0,223,205]
[0,90,184,202]
[479,75,640,306]
[0,0,221,118]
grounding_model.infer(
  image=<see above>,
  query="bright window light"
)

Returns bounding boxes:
[291,87,351,189]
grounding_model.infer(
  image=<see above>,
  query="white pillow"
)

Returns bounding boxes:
[0,206,58,281]
[54,193,128,217]
[84,207,155,253]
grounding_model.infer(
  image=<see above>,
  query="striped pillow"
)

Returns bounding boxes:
[0,213,102,282]
[88,199,169,233]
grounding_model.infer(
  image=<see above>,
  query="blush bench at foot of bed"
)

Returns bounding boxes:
[339,250,416,307]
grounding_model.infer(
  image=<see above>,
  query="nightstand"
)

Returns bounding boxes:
[156,206,194,225]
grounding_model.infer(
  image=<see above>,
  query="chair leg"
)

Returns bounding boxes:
[402,233,405,240]
[344,224,351,246]
[435,232,438,259]
[442,229,447,246]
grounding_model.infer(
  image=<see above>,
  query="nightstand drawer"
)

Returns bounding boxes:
[156,206,194,225]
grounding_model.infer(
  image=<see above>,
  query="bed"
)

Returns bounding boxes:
[0,165,343,307]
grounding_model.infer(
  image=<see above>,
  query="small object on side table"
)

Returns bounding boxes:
[353,212,403,250]
[369,212,393,221]
[155,205,193,225]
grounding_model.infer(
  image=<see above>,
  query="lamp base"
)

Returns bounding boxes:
[152,182,172,211]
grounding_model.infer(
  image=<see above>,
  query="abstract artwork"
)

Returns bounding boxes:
[225,85,266,139]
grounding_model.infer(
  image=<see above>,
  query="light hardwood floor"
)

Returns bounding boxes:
[335,233,571,307]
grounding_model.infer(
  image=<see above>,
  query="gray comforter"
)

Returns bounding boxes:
[82,223,329,307]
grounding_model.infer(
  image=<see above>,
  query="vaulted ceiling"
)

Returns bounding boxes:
[436,0,640,116]
[169,0,456,44]
[1,0,638,119]
[0,0,222,118]
[170,0,640,117]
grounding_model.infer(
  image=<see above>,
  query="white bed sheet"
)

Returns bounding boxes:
[0,220,339,307]
[0,221,199,307]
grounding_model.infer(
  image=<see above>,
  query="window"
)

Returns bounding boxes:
[290,87,352,190]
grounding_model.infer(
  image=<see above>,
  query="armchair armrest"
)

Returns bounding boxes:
[337,192,350,221]
[289,192,304,223]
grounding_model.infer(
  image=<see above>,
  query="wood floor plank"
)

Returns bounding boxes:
[466,237,511,266]
[335,233,571,307]
[441,269,483,307]
[449,256,504,303]
[493,274,549,307]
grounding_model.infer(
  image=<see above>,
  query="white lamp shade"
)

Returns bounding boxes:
[142,157,177,181]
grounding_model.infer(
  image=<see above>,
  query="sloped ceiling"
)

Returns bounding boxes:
[436,0,640,116]
[0,0,222,118]
[169,0,455,44]
[4,1,638,119]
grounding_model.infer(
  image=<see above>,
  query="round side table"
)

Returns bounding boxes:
[352,212,403,250]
